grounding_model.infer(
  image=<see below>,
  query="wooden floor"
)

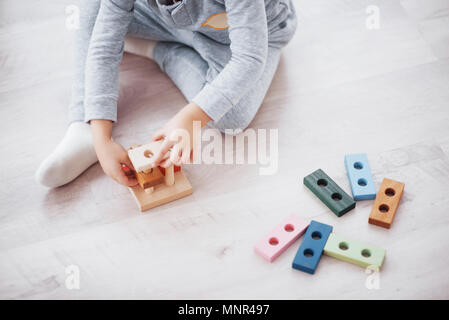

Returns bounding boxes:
[1,0,449,299]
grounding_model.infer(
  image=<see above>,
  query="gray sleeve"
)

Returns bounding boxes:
[84,0,135,123]
[192,0,268,122]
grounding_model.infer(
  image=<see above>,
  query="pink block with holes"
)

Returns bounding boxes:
[254,214,309,262]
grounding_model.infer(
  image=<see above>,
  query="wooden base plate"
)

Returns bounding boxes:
[128,171,193,212]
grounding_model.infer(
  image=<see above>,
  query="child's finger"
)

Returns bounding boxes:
[126,177,138,187]
[180,144,191,164]
[121,156,135,172]
[121,164,134,177]
[151,129,165,142]
[159,158,173,168]
[170,144,182,165]
[116,169,138,187]
[152,139,173,166]
[172,156,182,167]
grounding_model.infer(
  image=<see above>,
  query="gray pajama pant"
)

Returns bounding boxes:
[70,0,297,132]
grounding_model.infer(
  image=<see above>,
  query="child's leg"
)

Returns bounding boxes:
[152,42,210,102]
[69,0,101,122]
[124,0,180,60]
[212,47,282,132]
[152,43,281,132]
[124,36,158,60]
[36,0,101,188]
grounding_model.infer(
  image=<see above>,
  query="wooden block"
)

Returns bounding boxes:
[127,141,169,172]
[164,165,174,186]
[254,214,309,262]
[136,166,164,189]
[304,169,356,217]
[144,187,154,194]
[369,178,405,229]
[159,165,181,175]
[129,171,193,212]
[324,233,386,269]
[292,220,333,274]
[344,153,376,200]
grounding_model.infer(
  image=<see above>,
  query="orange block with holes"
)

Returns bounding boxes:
[369,178,405,229]
[136,167,165,189]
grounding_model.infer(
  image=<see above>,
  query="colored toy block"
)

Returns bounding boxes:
[304,169,356,217]
[344,153,376,200]
[369,178,405,229]
[136,166,164,189]
[254,214,309,262]
[292,220,333,274]
[164,165,175,186]
[129,171,193,212]
[324,233,386,269]
[128,141,169,172]
[127,143,193,212]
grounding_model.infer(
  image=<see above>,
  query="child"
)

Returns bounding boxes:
[36,0,297,187]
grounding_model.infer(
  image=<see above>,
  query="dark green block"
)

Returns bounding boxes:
[304,169,356,217]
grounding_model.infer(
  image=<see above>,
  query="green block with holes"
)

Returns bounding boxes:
[323,233,386,269]
[303,169,356,217]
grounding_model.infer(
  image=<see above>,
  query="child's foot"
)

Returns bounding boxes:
[35,122,98,188]
[124,36,157,60]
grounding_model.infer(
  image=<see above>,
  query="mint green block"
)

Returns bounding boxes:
[323,233,386,269]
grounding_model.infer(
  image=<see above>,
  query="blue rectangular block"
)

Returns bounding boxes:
[344,153,376,201]
[292,220,333,274]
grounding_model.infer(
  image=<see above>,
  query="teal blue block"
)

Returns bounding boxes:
[292,220,333,274]
[344,154,376,201]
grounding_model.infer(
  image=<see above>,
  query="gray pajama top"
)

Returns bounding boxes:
[84,0,296,122]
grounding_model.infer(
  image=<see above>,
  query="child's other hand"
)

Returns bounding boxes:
[151,102,211,168]
[96,139,138,186]
[91,119,138,187]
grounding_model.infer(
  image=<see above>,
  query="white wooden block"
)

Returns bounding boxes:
[127,140,169,172]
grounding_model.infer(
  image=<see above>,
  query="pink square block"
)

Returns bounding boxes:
[254,214,309,262]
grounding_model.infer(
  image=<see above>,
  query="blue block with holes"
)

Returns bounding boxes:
[292,220,333,274]
[344,153,376,201]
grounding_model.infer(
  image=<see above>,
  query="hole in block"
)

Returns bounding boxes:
[385,188,396,197]
[379,204,389,213]
[354,162,364,170]
[331,193,342,201]
[361,249,371,258]
[303,249,314,258]
[269,237,279,246]
[311,231,322,240]
[144,150,154,158]
[317,179,328,187]
[358,178,367,186]
[339,242,349,250]
[284,224,295,232]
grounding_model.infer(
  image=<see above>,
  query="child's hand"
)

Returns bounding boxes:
[151,102,211,168]
[91,120,138,187]
[95,139,138,186]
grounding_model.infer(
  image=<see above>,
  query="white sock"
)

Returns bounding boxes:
[35,121,98,188]
[124,36,158,59]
